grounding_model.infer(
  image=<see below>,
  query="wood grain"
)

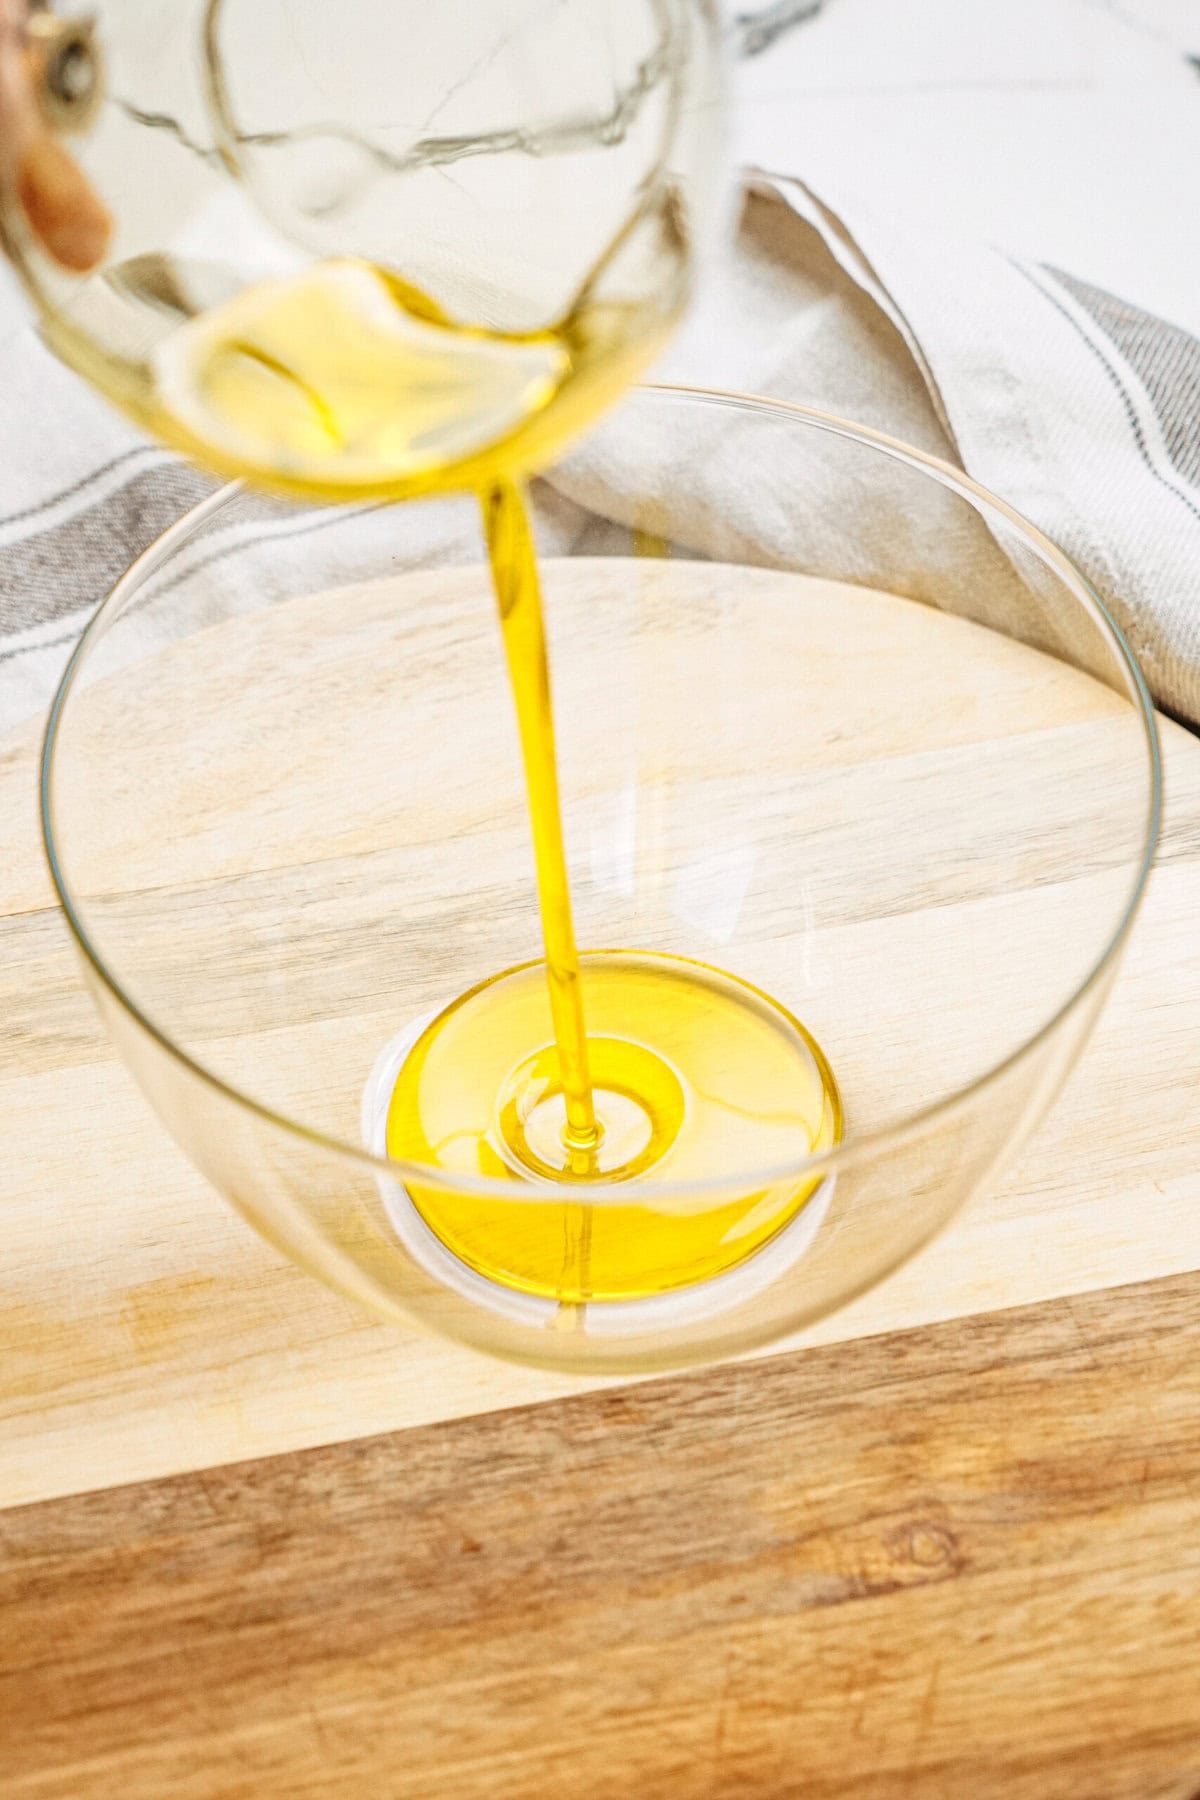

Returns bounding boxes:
[2,1270,1199,1800]
[1,563,1199,1506]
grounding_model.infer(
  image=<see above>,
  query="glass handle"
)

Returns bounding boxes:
[26,3,104,135]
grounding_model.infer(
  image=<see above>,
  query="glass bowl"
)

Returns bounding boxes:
[41,386,1160,1373]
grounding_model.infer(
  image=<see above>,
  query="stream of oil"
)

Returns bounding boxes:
[142,258,842,1303]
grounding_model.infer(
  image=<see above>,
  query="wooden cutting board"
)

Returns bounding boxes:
[3,1273,1198,1799]
[2,567,1199,1797]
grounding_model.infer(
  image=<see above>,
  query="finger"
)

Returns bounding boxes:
[17,129,111,270]
[1,0,111,272]
[0,0,35,185]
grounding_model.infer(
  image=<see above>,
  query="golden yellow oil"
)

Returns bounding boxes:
[138,259,842,1303]
[387,952,841,1302]
[53,255,671,505]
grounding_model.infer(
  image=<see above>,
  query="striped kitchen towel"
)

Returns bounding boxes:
[1,174,1198,727]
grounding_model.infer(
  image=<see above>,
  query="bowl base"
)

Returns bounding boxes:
[362,951,841,1331]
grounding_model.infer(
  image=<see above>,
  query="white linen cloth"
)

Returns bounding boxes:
[1,173,1198,726]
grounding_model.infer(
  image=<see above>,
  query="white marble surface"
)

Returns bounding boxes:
[1,0,1196,345]
[731,0,1200,334]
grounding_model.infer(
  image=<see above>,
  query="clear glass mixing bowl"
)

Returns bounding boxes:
[41,386,1160,1372]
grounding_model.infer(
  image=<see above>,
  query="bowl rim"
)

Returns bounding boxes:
[40,382,1163,1202]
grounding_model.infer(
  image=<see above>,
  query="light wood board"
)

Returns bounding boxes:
[1,565,1198,1513]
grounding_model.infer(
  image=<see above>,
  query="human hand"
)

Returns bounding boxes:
[0,0,109,271]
